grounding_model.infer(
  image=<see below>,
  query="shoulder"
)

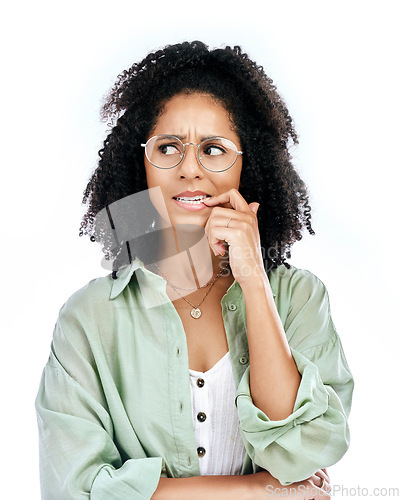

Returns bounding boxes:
[268,264,336,349]
[268,264,329,304]
[49,274,116,362]
[57,273,115,325]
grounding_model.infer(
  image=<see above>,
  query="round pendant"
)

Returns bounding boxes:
[190,307,201,319]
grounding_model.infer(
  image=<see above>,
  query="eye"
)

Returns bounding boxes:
[203,144,226,156]
[158,143,181,155]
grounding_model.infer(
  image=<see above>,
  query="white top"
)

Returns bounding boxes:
[188,351,247,475]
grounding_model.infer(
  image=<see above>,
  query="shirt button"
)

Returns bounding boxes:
[239,355,248,364]
[228,304,237,311]
[196,378,205,388]
[197,447,206,457]
[197,412,207,423]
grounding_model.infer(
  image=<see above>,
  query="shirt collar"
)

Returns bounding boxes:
[109,257,146,300]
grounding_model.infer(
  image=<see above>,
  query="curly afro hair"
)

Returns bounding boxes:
[79,40,315,277]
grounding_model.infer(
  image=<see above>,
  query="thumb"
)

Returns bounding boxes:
[249,202,260,215]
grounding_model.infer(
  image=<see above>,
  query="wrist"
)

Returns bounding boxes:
[241,471,280,500]
[239,273,274,301]
[237,267,267,287]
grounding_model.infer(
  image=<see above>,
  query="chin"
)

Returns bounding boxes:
[170,214,207,231]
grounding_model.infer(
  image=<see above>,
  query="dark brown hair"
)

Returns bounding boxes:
[79,41,314,275]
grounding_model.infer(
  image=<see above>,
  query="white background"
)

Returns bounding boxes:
[2,0,399,498]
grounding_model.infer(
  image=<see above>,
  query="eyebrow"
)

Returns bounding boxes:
[168,134,218,142]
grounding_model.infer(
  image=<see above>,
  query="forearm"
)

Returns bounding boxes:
[241,276,301,420]
[151,474,249,500]
[151,471,289,500]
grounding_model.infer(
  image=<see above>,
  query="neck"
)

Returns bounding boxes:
[148,223,230,289]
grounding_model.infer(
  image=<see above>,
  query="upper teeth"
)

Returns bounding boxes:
[175,195,208,202]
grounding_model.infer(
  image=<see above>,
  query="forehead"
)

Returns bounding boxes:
[151,92,236,138]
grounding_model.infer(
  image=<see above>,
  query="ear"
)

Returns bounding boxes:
[249,202,260,215]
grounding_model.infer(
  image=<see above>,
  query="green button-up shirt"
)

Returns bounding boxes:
[35,258,354,499]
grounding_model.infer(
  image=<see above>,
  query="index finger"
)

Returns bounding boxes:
[203,188,250,212]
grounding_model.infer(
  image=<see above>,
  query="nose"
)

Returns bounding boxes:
[177,144,204,178]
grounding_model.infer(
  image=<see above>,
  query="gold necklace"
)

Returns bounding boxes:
[152,262,229,319]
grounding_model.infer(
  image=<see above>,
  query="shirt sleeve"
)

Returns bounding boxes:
[35,301,163,500]
[235,269,354,485]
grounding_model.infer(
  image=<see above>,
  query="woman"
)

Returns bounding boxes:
[35,41,353,499]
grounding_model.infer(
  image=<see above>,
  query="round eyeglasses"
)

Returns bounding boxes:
[141,135,243,172]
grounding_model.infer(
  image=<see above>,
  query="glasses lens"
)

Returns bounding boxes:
[145,135,184,169]
[199,138,238,172]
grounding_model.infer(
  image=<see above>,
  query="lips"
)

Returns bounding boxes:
[173,190,211,198]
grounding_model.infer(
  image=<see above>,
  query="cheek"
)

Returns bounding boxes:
[144,162,171,224]
[147,185,171,226]
[236,166,243,190]
[226,169,242,191]
[144,164,165,193]
[144,162,155,188]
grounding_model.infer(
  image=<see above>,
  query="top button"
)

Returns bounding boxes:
[239,355,248,364]
[228,304,237,311]
[196,378,205,388]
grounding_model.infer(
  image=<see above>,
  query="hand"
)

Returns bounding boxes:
[302,468,331,499]
[203,189,265,286]
[242,469,330,500]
